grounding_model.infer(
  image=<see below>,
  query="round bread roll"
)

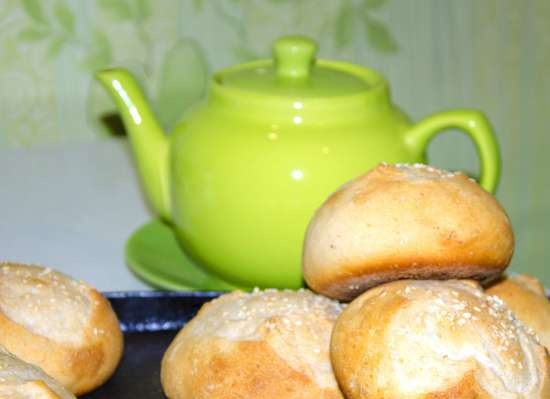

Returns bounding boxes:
[0,263,124,395]
[303,163,514,300]
[161,289,344,399]
[487,274,550,350]
[0,345,75,399]
[331,279,550,399]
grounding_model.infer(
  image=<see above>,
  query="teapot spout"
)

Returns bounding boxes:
[96,68,171,221]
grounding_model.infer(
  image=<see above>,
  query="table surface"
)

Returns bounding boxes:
[0,138,152,291]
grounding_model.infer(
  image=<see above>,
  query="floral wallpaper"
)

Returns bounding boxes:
[1,0,549,284]
[0,0,403,145]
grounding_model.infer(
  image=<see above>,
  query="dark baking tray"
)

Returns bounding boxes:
[82,291,221,399]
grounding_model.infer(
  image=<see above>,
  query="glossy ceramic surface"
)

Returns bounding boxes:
[125,220,237,291]
[98,36,501,289]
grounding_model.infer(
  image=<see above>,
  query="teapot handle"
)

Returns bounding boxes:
[404,109,500,193]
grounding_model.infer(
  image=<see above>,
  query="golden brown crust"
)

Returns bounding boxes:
[331,280,550,399]
[425,373,490,399]
[303,163,514,301]
[314,260,502,301]
[163,339,341,399]
[0,263,123,395]
[0,345,75,399]
[161,289,344,399]
[487,274,550,350]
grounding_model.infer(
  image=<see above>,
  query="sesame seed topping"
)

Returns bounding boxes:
[0,263,93,344]
[391,163,463,179]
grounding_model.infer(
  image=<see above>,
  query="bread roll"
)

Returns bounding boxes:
[331,280,550,398]
[487,274,550,350]
[0,263,123,395]
[0,345,75,399]
[161,289,344,399]
[303,163,514,300]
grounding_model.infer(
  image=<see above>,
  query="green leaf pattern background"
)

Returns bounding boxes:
[1,0,549,283]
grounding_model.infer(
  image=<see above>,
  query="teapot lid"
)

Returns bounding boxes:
[216,36,374,98]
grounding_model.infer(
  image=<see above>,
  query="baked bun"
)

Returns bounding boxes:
[331,279,550,399]
[0,345,75,399]
[161,289,344,399]
[487,274,550,349]
[303,163,514,300]
[0,263,123,395]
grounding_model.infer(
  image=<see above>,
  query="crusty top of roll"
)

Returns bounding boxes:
[487,274,550,350]
[161,289,345,399]
[167,289,343,389]
[0,262,124,395]
[0,264,92,344]
[303,163,514,301]
[331,280,550,399]
[0,345,75,399]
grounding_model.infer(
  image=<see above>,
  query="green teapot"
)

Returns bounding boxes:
[97,36,500,289]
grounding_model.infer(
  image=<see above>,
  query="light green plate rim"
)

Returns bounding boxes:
[125,219,238,291]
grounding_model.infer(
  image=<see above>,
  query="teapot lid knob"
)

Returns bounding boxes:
[274,36,317,80]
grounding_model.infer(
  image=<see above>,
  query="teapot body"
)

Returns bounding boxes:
[97,36,500,290]
[168,96,421,288]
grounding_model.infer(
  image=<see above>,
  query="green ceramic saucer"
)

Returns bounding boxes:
[125,220,239,291]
